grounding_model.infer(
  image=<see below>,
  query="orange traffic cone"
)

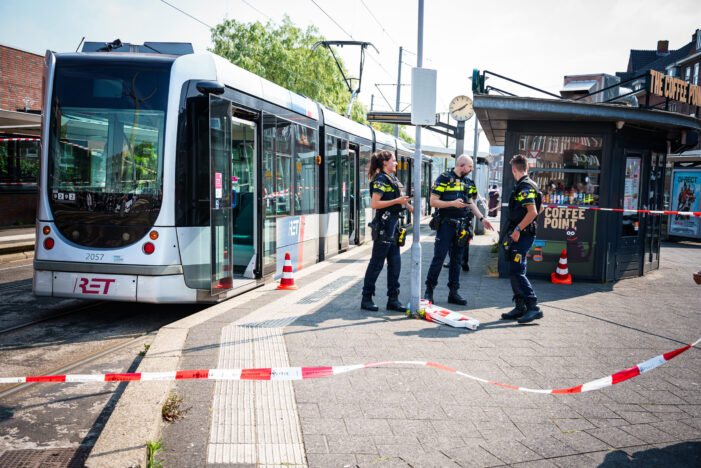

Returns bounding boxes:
[551,249,572,284]
[277,252,298,290]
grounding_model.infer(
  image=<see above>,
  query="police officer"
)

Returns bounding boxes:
[425,155,493,305]
[443,170,477,271]
[501,154,544,324]
[361,150,413,312]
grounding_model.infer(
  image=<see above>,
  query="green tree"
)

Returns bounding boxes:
[211,16,366,123]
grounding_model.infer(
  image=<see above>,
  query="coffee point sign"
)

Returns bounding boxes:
[648,70,701,106]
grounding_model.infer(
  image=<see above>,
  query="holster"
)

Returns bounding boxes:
[370,211,396,243]
[456,219,472,248]
[428,212,441,231]
[396,227,407,247]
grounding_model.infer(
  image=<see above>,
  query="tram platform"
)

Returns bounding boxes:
[87,221,701,467]
[0,227,35,263]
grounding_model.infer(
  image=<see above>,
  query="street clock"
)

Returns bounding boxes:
[448,95,474,121]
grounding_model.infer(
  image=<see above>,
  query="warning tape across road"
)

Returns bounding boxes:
[1,338,698,394]
[501,203,701,217]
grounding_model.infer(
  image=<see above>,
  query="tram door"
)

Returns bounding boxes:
[231,117,257,279]
[209,96,233,293]
[339,140,351,251]
[348,145,358,245]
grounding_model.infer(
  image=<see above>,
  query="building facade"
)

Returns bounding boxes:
[0,44,43,226]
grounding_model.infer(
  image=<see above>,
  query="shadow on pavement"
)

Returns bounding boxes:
[599,441,701,467]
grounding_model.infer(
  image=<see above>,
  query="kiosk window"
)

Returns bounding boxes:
[518,135,602,206]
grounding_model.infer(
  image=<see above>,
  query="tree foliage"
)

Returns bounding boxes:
[211,16,366,122]
[210,16,414,143]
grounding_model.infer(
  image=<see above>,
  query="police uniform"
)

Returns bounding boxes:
[361,171,404,311]
[502,175,543,322]
[424,170,470,305]
[460,176,477,269]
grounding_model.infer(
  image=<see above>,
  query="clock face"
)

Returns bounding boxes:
[449,95,474,121]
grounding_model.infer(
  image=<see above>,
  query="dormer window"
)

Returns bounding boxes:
[697,29,701,50]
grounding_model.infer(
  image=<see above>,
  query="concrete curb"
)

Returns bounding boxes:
[0,247,34,264]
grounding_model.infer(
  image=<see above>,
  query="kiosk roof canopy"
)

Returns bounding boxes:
[474,95,701,146]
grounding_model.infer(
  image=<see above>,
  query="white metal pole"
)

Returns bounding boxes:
[410,0,424,316]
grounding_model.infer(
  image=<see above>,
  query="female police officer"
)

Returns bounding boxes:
[361,150,413,312]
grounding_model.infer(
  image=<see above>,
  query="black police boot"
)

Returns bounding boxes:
[461,261,470,272]
[518,298,543,324]
[447,287,467,306]
[361,294,379,312]
[424,285,434,303]
[443,262,450,268]
[501,297,527,320]
[386,294,405,312]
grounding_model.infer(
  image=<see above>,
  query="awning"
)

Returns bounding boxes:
[474,95,701,146]
[0,109,41,136]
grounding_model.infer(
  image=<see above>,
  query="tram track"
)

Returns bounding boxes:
[0,301,101,336]
[0,330,155,399]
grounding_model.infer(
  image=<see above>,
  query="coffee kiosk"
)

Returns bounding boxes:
[474,95,701,281]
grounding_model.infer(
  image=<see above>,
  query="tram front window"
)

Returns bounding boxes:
[48,61,170,248]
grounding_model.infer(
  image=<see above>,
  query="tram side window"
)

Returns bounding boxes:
[0,139,40,190]
[263,118,276,217]
[275,121,292,216]
[294,125,317,214]
[326,136,339,212]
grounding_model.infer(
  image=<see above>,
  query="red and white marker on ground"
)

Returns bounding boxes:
[551,249,572,285]
[277,252,297,290]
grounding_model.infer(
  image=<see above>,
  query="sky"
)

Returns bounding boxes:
[1,0,699,150]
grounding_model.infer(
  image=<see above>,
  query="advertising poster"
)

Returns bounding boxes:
[624,157,641,210]
[669,170,701,238]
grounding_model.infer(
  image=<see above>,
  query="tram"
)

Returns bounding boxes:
[33,42,432,303]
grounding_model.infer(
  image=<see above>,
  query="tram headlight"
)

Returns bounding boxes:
[44,238,55,250]
[42,226,51,235]
[149,230,159,240]
[143,242,155,255]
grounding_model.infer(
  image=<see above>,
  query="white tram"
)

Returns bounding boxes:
[33,42,431,303]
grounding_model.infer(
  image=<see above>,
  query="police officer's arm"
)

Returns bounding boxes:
[429,193,467,209]
[371,192,410,210]
[466,200,494,230]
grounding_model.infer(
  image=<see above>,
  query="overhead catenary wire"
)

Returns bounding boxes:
[159,0,212,29]
[308,0,395,80]
[239,0,274,22]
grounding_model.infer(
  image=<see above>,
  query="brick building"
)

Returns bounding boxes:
[615,30,701,154]
[0,44,43,226]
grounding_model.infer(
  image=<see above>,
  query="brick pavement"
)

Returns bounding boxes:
[284,232,701,467]
[155,226,700,467]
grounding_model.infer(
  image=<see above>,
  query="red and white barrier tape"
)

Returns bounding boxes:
[1,338,698,393]
[501,203,701,217]
[0,138,40,142]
